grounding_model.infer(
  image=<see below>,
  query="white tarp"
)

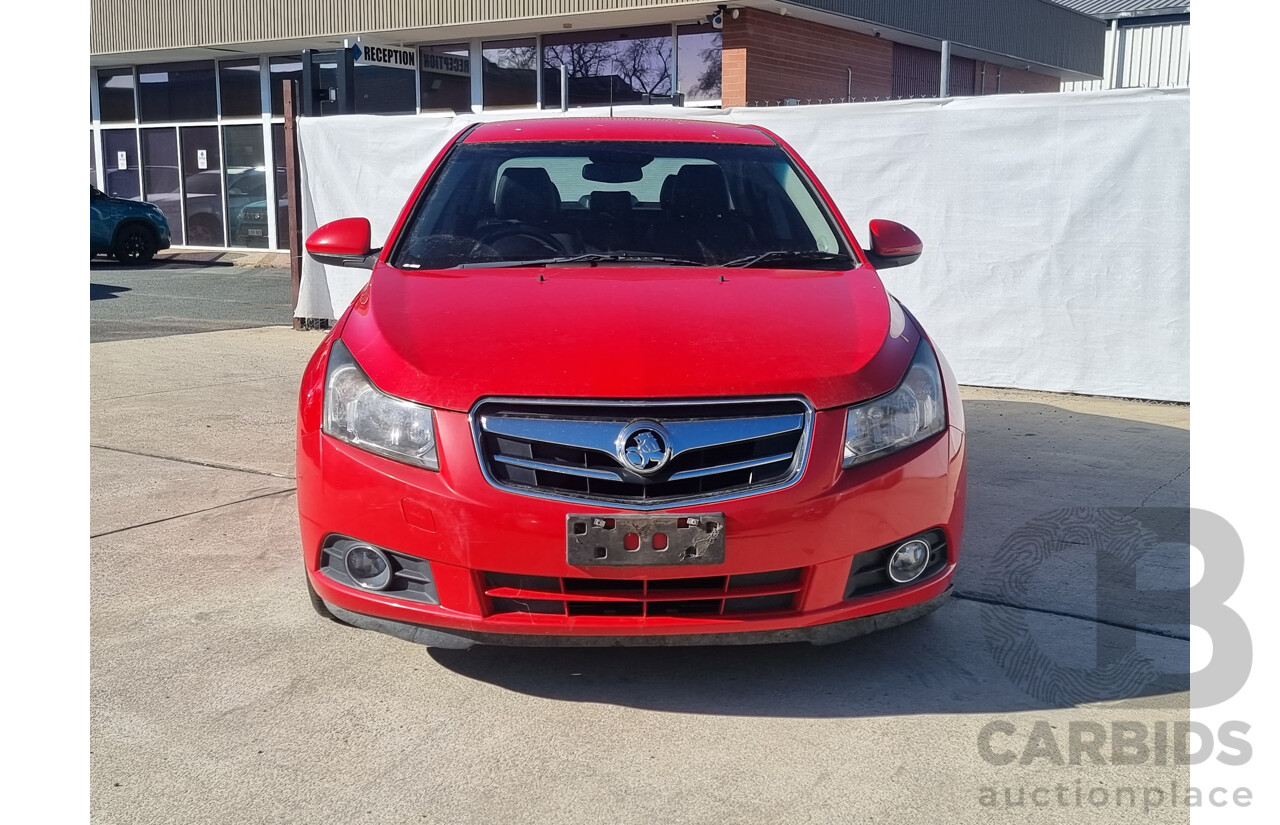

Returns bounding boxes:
[297,88,1188,401]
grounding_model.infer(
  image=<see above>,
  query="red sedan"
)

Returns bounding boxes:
[297,117,967,648]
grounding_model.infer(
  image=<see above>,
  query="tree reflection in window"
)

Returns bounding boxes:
[542,27,674,109]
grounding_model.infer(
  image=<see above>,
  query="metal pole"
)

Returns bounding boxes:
[939,40,951,97]
[560,64,568,112]
[301,50,317,117]
[1108,19,1122,89]
[336,46,355,115]
[283,80,304,330]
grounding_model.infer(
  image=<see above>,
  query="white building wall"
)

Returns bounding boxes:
[1062,20,1190,91]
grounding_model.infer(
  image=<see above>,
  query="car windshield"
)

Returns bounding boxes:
[390,140,854,270]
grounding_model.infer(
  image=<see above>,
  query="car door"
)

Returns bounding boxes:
[90,187,115,251]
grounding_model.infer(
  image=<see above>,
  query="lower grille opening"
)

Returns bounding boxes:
[490,597,562,615]
[724,594,796,613]
[483,567,806,618]
[648,599,721,616]
[568,601,644,617]
[564,578,643,595]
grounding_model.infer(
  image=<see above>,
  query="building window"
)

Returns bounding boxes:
[354,64,416,114]
[542,26,674,109]
[102,130,140,199]
[139,61,217,122]
[269,56,303,116]
[219,58,263,118]
[482,38,537,109]
[420,43,471,113]
[677,26,721,104]
[97,68,136,123]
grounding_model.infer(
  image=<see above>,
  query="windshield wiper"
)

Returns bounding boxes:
[454,253,706,269]
[722,250,855,269]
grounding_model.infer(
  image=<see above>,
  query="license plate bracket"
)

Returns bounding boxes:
[567,513,725,567]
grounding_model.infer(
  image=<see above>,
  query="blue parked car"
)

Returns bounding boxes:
[90,186,172,264]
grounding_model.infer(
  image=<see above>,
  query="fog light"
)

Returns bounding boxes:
[887,539,930,584]
[345,544,392,590]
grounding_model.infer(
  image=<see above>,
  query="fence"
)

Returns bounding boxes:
[296,88,1188,401]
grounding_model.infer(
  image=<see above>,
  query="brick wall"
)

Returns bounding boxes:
[970,62,1061,95]
[721,9,892,106]
[720,8,1061,106]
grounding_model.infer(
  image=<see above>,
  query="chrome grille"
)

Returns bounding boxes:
[472,398,813,508]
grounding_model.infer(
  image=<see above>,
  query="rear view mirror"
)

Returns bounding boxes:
[306,217,378,269]
[866,219,923,269]
[582,162,644,184]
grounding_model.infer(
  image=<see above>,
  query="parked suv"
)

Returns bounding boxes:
[298,118,967,649]
[90,186,171,264]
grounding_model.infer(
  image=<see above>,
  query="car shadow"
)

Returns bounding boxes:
[89,258,238,270]
[427,397,1191,718]
[90,283,131,301]
[427,599,1187,718]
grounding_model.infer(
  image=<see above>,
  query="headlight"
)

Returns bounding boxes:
[323,340,439,470]
[842,338,947,468]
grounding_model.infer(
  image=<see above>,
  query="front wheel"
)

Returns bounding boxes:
[306,573,348,625]
[113,225,157,265]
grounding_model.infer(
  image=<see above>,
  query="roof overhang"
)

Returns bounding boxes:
[89,0,1104,80]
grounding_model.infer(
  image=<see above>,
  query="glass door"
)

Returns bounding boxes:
[179,126,224,246]
[141,128,184,245]
[222,125,266,248]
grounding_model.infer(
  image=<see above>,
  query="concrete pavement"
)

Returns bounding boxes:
[90,326,1192,824]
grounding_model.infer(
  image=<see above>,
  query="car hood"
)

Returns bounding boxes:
[338,264,920,412]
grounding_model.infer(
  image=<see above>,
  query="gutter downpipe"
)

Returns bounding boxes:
[939,40,951,97]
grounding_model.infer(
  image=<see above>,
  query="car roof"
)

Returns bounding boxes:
[461,117,776,146]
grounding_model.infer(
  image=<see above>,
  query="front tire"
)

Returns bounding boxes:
[306,573,348,625]
[113,224,157,265]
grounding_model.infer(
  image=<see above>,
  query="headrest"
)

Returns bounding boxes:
[589,190,633,218]
[668,164,732,216]
[495,167,560,223]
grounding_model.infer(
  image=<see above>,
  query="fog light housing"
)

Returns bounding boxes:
[345,544,392,590]
[887,539,930,584]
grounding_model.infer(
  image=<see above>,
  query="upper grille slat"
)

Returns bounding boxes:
[493,453,626,481]
[472,398,814,508]
[667,453,793,482]
[664,415,806,455]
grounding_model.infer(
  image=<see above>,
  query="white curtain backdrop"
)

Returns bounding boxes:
[297,88,1189,401]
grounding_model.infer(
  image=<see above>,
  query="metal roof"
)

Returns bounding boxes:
[1047,0,1189,19]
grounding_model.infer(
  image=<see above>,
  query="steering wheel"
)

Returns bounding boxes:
[473,224,567,256]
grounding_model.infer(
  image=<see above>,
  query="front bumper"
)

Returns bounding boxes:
[322,586,954,649]
[298,395,967,647]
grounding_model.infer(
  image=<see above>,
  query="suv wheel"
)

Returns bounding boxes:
[113,224,157,265]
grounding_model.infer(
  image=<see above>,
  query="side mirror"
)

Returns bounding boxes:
[305,217,378,269]
[866,219,923,269]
